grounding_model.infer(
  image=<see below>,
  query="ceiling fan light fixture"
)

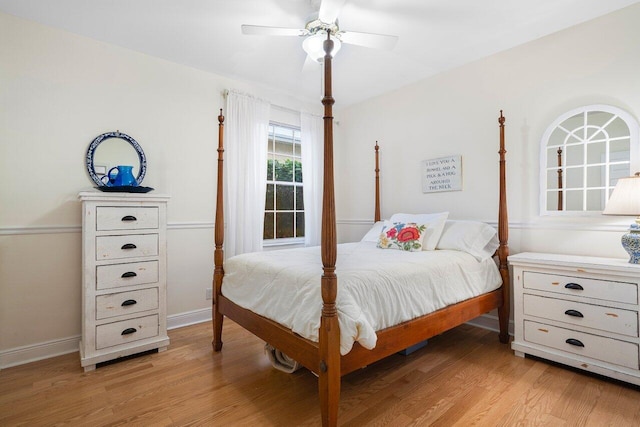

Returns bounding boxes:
[302,32,342,63]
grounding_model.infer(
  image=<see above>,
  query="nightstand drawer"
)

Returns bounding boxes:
[524,321,639,370]
[524,271,637,304]
[96,261,159,290]
[96,234,158,260]
[524,294,638,337]
[96,207,159,231]
[96,315,159,350]
[96,288,158,320]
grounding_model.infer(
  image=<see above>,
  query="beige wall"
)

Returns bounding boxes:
[0,12,318,367]
[334,4,640,258]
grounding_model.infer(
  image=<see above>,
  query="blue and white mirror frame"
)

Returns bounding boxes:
[85,131,147,187]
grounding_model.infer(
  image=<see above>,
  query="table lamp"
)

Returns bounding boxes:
[603,172,640,263]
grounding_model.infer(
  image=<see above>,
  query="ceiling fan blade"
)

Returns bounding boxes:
[318,0,347,23]
[241,24,306,37]
[339,31,399,50]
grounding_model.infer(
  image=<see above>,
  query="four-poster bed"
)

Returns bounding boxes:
[212,36,510,426]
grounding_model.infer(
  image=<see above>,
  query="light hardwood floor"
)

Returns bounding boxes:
[1,320,639,426]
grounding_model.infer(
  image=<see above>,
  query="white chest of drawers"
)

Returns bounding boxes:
[510,252,640,386]
[79,191,170,371]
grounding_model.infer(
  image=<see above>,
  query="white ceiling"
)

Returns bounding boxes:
[1,0,638,107]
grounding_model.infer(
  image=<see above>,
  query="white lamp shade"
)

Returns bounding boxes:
[302,33,341,63]
[603,174,640,216]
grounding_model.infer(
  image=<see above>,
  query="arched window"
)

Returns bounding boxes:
[540,105,639,214]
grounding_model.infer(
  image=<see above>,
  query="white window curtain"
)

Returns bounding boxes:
[224,90,271,257]
[300,112,324,247]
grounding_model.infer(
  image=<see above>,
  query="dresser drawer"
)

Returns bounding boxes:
[96,207,159,231]
[96,261,159,290]
[524,320,639,370]
[96,234,158,260]
[96,288,158,320]
[95,314,159,350]
[524,294,638,337]
[524,271,637,304]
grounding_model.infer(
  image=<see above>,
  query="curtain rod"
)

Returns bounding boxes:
[272,104,302,116]
[222,89,318,117]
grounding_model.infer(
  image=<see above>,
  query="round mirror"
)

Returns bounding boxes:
[86,131,147,186]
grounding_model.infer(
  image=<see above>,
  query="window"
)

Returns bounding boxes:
[264,123,305,242]
[540,105,639,214]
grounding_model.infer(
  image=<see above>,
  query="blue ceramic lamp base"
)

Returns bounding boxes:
[621,224,640,264]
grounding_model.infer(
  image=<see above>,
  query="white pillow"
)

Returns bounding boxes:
[389,212,449,250]
[436,220,499,261]
[361,221,385,242]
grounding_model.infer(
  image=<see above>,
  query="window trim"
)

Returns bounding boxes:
[539,104,639,216]
[264,121,305,244]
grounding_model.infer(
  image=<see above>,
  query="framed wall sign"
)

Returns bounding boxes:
[421,155,462,193]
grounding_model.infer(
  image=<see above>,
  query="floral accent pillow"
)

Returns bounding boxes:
[389,212,449,251]
[377,221,428,252]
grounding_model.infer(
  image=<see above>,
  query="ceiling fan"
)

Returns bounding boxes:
[241,0,398,66]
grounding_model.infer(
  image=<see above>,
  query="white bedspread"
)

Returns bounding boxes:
[222,242,502,355]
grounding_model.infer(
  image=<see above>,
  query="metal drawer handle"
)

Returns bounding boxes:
[564,283,584,291]
[121,327,137,335]
[121,299,137,307]
[121,243,137,250]
[121,215,137,222]
[121,271,137,278]
[565,338,584,347]
[564,309,584,318]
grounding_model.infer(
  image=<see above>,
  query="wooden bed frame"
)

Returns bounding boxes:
[212,36,510,426]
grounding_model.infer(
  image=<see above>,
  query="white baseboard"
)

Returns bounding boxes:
[1,309,505,370]
[466,313,514,336]
[166,308,212,330]
[0,336,81,369]
[0,308,213,369]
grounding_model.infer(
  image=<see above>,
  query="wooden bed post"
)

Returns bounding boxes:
[374,141,381,222]
[497,111,510,344]
[319,34,340,427]
[213,109,225,352]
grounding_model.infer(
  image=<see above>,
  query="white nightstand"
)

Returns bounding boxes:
[509,252,640,386]
[78,191,170,371]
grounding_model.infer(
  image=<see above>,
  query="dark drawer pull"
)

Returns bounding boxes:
[121,271,137,278]
[121,327,137,335]
[121,243,137,250]
[565,338,584,347]
[564,283,584,291]
[121,299,137,307]
[121,215,137,222]
[564,309,584,318]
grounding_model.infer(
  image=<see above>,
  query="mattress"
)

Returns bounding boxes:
[221,241,502,355]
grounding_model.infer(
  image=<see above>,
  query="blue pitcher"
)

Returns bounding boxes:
[107,165,138,187]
